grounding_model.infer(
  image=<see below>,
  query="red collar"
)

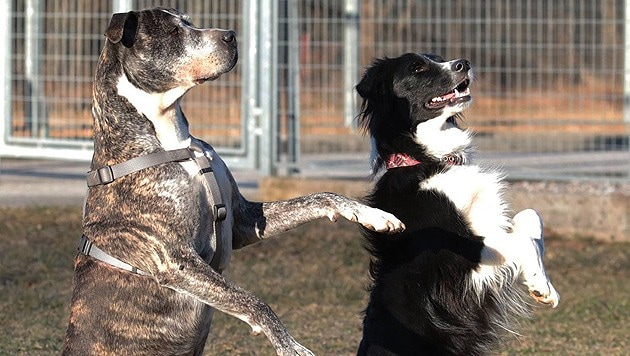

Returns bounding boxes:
[385,152,464,170]
[385,153,422,169]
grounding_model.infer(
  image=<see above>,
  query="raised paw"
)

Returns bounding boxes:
[527,279,560,308]
[350,206,405,234]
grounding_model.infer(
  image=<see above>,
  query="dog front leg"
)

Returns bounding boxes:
[157,251,313,356]
[480,209,559,307]
[233,192,405,248]
[510,209,560,307]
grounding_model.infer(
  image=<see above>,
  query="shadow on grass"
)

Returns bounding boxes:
[1,206,628,355]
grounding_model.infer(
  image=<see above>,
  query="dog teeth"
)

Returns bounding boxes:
[453,87,470,99]
[431,87,470,104]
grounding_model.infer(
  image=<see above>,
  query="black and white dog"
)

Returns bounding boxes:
[355,53,559,355]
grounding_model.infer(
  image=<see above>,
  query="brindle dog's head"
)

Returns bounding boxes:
[103,7,238,93]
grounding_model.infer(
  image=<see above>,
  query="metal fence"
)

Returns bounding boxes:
[1,0,251,167]
[279,0,630,180]
[2,0,629,180]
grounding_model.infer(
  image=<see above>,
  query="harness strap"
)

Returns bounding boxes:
[82,139,227,274]
[78,235,149,276]
[86,148,194,187]
[189,139,227,221]
[189,138,226,272]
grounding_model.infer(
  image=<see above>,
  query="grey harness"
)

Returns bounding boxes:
[79,139,227,275]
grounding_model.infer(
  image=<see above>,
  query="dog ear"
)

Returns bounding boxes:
[356,70,377,99]
[356,60,388,99]
[105,11,139,48]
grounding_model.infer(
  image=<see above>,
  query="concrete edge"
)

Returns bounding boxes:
[259,177,629,242]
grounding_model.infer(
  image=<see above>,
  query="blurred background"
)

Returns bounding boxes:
[1,0,629,180]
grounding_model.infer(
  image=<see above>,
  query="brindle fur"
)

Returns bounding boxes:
[63,7,403,356]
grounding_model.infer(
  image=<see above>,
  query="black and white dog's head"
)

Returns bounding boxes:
[356,53,474,170]
[104,7,238,93]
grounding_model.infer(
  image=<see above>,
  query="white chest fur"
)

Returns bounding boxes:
[420,165,511,237]
[115,73,234,270]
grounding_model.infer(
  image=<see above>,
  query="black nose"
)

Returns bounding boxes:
[452,59,470,72]
[222,31,236,44]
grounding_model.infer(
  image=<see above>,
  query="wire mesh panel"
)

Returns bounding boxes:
[10,1,109,145]
[5,0,243,154]
[278,0,629,179]
[3,0,629,179]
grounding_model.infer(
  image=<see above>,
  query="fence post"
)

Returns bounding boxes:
[285,0,301,174]
[112,0,133,13]
[25,0,47,137]
[625,0,630,124]
[0,0,11,151]
[344,0,360,128]
[257,0,278,176]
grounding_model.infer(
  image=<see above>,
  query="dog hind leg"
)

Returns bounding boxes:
[157,252,314,356]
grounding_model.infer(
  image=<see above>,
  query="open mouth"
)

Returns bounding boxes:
[425,78,471,110]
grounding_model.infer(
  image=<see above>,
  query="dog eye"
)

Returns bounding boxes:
[412,63,427,73]
[170,27,180,36]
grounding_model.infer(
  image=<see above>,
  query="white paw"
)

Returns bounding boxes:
[525,277,560,308]
[349,206,405,234]
[512,209,559,307]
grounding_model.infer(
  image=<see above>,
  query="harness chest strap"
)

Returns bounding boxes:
[86,148,194,187]
[78,234,150,275]
[81,141,226,274]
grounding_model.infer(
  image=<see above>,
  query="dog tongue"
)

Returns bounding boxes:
[442,88,470,102]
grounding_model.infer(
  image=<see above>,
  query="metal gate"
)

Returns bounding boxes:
[0,0,272,172]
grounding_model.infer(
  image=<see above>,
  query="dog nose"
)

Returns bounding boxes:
[452,59,470,72]
[222,31,236,44]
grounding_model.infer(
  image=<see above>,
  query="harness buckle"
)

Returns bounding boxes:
[96,166,115,185]
[78,235,93,254]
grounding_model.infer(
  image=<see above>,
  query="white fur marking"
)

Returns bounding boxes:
[116,73,191,150]
[421,165,512,291]
[413,114,471,160]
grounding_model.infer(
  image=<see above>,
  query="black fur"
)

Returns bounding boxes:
[356,53,527,355]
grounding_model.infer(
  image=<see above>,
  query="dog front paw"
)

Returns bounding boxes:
[526,278,560,308]
[344,205,405,234]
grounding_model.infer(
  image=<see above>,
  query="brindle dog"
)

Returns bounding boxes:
[63,7,403,356]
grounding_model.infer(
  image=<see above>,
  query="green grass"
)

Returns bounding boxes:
[0,206,628,355]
